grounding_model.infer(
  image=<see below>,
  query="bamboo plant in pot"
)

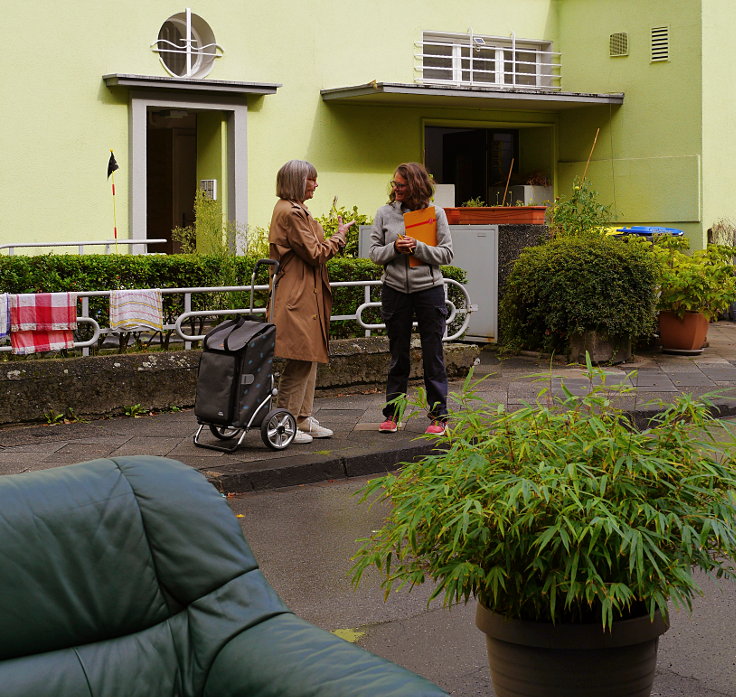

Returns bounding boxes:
[651,236,736,354]
[352,362,736,697]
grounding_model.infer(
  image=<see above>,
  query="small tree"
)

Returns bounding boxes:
[548,176,613,238]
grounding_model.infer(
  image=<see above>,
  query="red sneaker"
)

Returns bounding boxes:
[425,421,446,435]
[379,418,399,433]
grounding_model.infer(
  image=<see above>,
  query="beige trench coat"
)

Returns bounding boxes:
[268,199,345,363]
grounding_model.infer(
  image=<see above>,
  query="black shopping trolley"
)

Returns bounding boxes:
[192,259,296,452]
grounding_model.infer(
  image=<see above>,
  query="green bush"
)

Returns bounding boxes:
[315,199,373,258]
[499,236,658,353]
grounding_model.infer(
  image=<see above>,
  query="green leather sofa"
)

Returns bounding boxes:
[0,455,448,697]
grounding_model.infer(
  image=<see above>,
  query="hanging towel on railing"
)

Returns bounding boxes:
[9,292,77,355]
[110,289,164,331]
[0,294,9,339]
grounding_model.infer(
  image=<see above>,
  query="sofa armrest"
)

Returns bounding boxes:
[203,613,448,697]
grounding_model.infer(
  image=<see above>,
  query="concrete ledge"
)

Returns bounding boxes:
[203,436,442,494]
[0,338,480,425]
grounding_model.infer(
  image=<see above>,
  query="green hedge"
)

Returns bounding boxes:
[499,236,659,353]
[0,254,466,345]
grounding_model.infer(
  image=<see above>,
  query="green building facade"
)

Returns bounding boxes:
[2,0,733,252]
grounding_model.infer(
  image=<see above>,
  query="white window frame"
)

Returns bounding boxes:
[415,31,561,90]
[152,8,223,79]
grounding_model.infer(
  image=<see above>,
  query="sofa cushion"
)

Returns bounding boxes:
[0,457,284,664]
[0,458,170,660]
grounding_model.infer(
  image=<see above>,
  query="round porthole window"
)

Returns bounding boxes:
[153,10,222,79]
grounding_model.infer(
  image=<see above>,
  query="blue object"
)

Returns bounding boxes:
[616,226,684,236]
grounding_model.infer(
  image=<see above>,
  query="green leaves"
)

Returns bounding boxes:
[651,237,736,320]
[499,235,659,353]
[547,177,613,238]
[351,365,736,629]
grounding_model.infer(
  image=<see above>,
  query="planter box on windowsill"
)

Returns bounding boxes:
[444,206,547,225]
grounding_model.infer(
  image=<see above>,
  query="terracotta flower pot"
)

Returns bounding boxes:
[444,206,547,225]
[658,310,708,354]
[476,604,669,697]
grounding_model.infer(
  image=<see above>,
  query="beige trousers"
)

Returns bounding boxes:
[276,359,317,428]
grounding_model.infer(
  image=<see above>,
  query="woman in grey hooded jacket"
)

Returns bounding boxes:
[368,162,453,434]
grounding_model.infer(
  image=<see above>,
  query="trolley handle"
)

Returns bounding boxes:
[250,258,280,316]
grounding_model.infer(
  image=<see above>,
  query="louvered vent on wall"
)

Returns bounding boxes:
[609,32,629,57]
[651,25,669,61]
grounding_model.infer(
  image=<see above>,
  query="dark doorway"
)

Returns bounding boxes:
[425,126,518,206]
[147,109,197,253]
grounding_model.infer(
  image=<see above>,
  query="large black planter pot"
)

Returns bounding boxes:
[475,604,669,697]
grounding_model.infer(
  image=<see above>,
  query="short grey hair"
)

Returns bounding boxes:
[276,160,318,201]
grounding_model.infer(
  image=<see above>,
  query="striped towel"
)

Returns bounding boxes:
[9,292,78,355]
[110,289,164,331]
[0,294,9,339]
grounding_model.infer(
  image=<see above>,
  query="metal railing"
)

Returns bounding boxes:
[175,279,473,343]
[0,239,167,255]
[0,279,474,355]
[415,33,562,90]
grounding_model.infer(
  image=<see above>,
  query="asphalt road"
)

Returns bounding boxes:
[229,476,736,697]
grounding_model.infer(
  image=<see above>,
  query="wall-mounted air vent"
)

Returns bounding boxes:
[651,25,669,62]
[609,32,629,57]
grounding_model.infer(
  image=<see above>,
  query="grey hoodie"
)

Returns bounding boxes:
[368,202,454,294]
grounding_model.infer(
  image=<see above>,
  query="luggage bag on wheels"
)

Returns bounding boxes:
[193,259,296,452]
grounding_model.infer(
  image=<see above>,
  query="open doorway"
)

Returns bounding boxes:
[147,108,197,253]
[425,126,518,206]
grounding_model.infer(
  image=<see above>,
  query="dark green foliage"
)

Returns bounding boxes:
[499,236,658,352]
[352,362,736,629]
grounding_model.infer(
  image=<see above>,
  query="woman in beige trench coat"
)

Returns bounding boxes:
[269,160,354,444]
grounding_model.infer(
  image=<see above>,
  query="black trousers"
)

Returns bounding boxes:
[381,284,449,422]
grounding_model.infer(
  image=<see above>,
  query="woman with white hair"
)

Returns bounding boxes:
[268,160,353,443]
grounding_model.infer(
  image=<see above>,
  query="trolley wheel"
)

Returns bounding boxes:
[209,424,243,441]
[260,408,297,450]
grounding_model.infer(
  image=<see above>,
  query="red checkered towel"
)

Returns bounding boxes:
[9,293,78,355]
[10,293,78,331]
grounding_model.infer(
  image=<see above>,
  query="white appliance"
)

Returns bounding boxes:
[358,224,498,342]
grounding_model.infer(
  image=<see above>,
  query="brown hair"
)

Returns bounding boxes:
[276,160,318,201]
[389,162,435,210]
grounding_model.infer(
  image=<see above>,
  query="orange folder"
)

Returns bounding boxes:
[402,206,437,267]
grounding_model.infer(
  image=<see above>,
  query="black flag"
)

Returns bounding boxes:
[107,151,119,178]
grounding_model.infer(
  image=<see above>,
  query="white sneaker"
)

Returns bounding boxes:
[293,430,313,444]
[299,416,333,438]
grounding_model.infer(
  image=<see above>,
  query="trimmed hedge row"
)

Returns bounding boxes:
[499,236,659,353]
[0,254,466,343]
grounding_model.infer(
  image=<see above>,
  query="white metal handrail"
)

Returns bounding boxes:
[0,239,167,255]
[174,279,473,343]
[0,317,100,353]
[0,279,474,355]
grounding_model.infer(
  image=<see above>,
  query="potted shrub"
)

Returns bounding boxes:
[498,235,659,363]
[352,363,736,697]
[651,236,736,354]
[444,197,547,226]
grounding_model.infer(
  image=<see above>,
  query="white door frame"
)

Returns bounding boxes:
[129,90,247,247]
